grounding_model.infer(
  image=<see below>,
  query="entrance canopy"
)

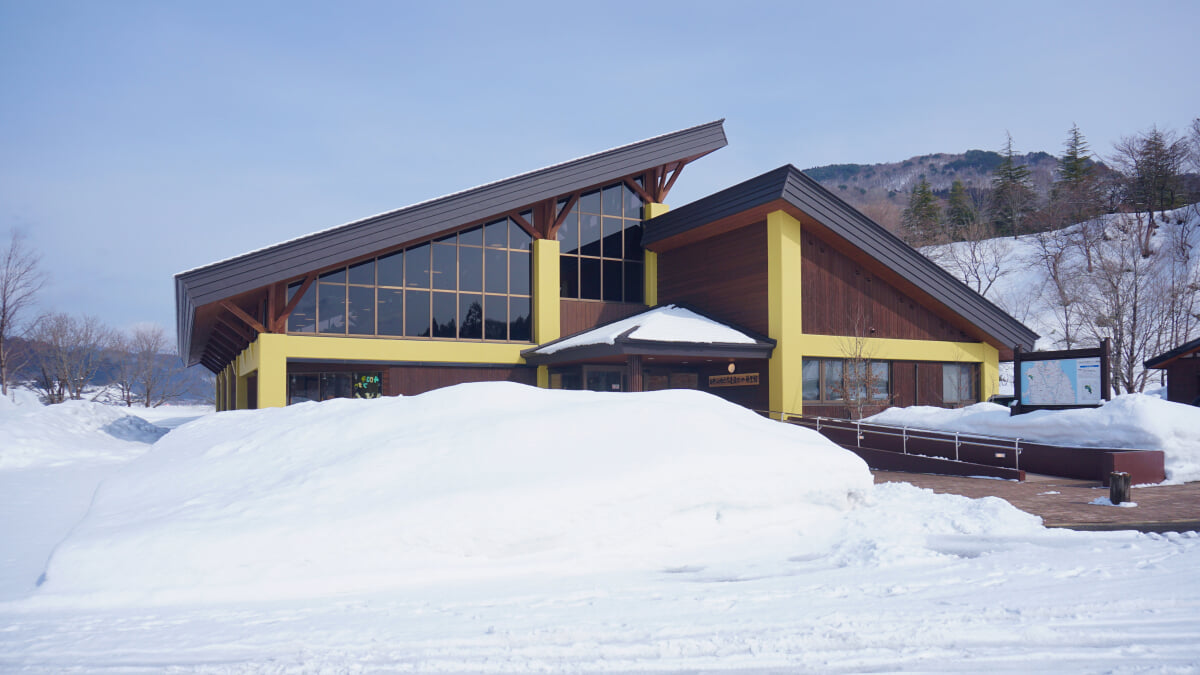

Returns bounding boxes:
[522,304,775,366]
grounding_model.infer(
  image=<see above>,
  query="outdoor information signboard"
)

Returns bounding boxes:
[1012,340,1110,415]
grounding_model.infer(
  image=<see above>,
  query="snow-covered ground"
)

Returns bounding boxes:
[867,393,1200,483]
[1,385,1198,672]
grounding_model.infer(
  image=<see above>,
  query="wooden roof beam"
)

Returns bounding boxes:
[220,300,266,335]
[273,272,316,332]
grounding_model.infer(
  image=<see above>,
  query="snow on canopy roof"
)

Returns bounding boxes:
[525,305,770,361]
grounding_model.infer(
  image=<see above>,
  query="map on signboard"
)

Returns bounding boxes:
[1020,357,1102,406]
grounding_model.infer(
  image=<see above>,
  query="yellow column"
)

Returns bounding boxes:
[532,238,560,344]
[537,365,549,388]
[643,250,658,306]
[215,370,225,411]
[767,209,804,419]
[235,372,249,410]
[255,333,288,408]
[979,344,1000,402]
[642,203,668,307]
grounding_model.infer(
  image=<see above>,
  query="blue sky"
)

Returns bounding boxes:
[1,0,1197,338]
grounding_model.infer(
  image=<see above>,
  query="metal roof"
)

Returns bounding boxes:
[176,120,728,365]
[1145,335,1200,369]
[642,165,1039,352]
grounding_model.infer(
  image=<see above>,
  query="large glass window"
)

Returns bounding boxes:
[557,180,644,303]
[285,214,533,342]
[802,358,891,403]
[943,363,977,405]
[287,370,382,404]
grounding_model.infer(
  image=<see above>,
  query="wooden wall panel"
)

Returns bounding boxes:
[916,362,942,406]
[560,300,646,336]
[801,230,975,342]
[892,361,916,408]
[696,360,770,413]
[387,365,536,397]
[658,222,769,335]
[1166,361,1200,405]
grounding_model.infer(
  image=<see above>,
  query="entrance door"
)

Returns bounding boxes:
[584,366,626,392]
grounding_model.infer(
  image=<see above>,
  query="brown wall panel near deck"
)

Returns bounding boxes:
[560,300,646,336]
[801,230,974,342]
[386,365,536,397]
[916,362,942,405]
[657,223,769,335]
[891,361,917,408]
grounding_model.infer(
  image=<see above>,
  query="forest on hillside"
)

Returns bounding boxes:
[896,120,1200,394]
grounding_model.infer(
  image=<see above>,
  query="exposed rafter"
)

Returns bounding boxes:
[220,300,266,335]
[273,273,316,332]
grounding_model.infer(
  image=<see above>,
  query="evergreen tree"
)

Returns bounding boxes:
[901,178,941,245]
[1049,123,1101,228]
[943,180,976,238]
[987,133,1036,238]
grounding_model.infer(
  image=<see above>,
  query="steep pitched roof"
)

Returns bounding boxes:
[176,121,728,364]
[642,165,1038,353]
[1145,335,1200,369]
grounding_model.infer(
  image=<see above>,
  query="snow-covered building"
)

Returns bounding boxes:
[175,121,1036,417]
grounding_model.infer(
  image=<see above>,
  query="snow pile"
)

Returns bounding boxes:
[34,383,872,604]
[0,399,167,470]
[866,394,1200,482]
[538,305,758,354]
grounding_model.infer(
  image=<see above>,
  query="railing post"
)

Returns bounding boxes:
[903,427,908,454]
[1015,438,1021,472]
[954,432,960,462]
[856,420,862,448]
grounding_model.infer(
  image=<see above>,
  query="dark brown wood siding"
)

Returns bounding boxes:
[386,365,536,396]
[560,300,646,336]
[696,360,770,412]
[916,362,942,405]
[892,361,916,408]
[657,222,769,335]
[801,229,975,342]
[1165,360,1200,405]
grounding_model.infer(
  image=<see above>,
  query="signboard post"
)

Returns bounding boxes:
[1012,339,1110,415]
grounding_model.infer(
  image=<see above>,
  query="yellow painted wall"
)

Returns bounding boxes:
[766,210,804,419]
[227,333,530,409]
[532,238,560,344]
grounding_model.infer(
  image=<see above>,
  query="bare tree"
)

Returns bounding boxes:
[927,219,1014,298]
[1083,213,1172,393]
[837,303,891,420]
[1111,127,1189,255]
[1032,228,1087,348]
[0,231,45,396]
[130,324,188,407]
[28,313,113,402]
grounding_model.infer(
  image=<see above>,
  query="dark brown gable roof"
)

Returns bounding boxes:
[1145,335,1200,369]
[176,121,728,363]
[642,165,1038,352]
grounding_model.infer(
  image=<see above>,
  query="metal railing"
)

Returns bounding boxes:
[782,414,1025,472]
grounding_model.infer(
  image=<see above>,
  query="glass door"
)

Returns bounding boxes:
[584,366,626,392]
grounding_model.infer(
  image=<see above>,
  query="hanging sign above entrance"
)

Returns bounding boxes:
[708,372,760,388]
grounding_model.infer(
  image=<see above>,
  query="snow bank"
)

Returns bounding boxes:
[34,383,872,605]
[0,399,167,470]
[866,394,1200,482]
